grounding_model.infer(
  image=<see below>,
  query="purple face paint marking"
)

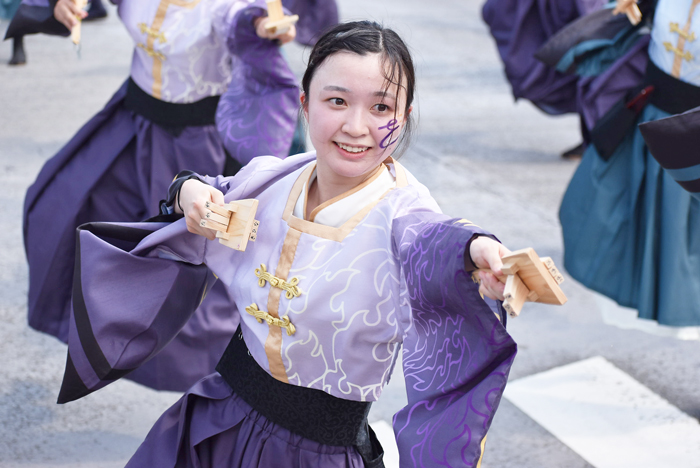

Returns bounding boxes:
[378,119,400,149]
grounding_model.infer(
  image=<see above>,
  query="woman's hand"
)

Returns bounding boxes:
[254,16,297,45]
[469,236,511,301]
[54,0,87,30]
[177,179,226,241]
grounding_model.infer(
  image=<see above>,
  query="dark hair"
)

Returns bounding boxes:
[301,21,416,158]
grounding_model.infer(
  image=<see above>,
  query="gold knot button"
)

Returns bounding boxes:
[254,264,301,299]
[245,303,296,336]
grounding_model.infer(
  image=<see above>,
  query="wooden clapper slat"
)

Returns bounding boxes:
[200,200,260,251]
[264,0,299,34]
[71,0,88,45]
[473,248,567,318]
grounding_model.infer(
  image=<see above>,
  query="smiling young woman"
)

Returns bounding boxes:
[59,21,514,468]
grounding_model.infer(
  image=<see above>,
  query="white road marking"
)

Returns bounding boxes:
[370,420,400,468]
[504,356,700,468]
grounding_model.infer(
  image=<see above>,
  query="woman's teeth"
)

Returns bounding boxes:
[336,142,369,153]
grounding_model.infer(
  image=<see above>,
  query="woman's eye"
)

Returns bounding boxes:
[330,98,345,106]
[375,103,390,112]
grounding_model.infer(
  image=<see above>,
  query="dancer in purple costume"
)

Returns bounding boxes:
[59,21,517,467]
[482,0,609,157]
[13,0,337,392]
[482,0,606,115]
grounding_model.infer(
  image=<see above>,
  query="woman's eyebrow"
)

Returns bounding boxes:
[323,85,351,93]
[373,90,396,100]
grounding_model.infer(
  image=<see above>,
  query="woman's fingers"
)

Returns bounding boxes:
[179,180,228,240]
[54,0,87,30]
[254,16,297,43]
[469,236,511,275]
[478,271,506,301]
[275,25,296,44]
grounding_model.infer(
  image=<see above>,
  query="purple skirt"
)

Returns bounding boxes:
[23,81,237,391]
[127,373,365,468]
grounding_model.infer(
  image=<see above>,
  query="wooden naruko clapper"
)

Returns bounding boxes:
[473,248,567,318]
[200,200,260,251]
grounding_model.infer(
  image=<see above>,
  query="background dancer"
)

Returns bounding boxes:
[1,0,25,64]
[482,0,608,158]
[556,0,700,329]
[12,0,336,392]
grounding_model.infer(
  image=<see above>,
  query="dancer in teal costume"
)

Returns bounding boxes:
[1,0,24,64]
[559,0,700,327]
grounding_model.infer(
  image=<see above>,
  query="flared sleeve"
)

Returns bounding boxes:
[391,213,517,467]
[213,0,299,165]
[481,0,590,115]
[57,220,216,403]
[282,0,338,46]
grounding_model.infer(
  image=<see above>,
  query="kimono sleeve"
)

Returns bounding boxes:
[391,212,517,467]
[211,0,299,165]
[58,220,217,403]
[282,0,338,46]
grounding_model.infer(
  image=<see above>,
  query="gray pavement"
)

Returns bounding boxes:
[1,1,699,467]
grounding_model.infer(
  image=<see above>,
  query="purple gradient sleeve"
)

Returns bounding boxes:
[58,221,216,403]
[215,2,299,165]
[392,215,517,467]
[482,0,588,115]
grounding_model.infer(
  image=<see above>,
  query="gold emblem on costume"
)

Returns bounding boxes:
[138,23,167,43]
[245,303,296,336]
[137,43,166,61]
[670,22,697,42]
[255,264,301,299]
[663,41,694,62]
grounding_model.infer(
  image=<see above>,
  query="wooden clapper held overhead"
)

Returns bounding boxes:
[473,248,567,318]
[71,0,88,46]
[264,0,299,35]
[200,200,260,251]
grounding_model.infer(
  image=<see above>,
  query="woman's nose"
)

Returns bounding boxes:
[341,109,369,137]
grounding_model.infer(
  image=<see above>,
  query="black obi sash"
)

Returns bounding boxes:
[123,77,220,128]
[591,60,700,160]
[216,327,385,468]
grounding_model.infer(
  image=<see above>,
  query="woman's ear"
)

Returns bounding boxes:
[300,93,308,120]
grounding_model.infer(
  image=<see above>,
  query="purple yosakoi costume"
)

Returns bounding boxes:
[13,0,338,391]
[60,153,517,467]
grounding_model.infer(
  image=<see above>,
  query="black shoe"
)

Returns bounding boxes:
[84,0,108,21]
[8,37,26,66]
[561,142,585,160]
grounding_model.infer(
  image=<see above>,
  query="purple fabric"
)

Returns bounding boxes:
[216,5,299,164]
[126,374,364,468]
[58,221,218,403]
[482,0,605,115]
[23,82,231,392]
[576,34,650,131]
[392,217,516,467]
[283,0,339,46]
[19,0,47,7]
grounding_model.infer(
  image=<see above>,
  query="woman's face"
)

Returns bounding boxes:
[303,51,409,188]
